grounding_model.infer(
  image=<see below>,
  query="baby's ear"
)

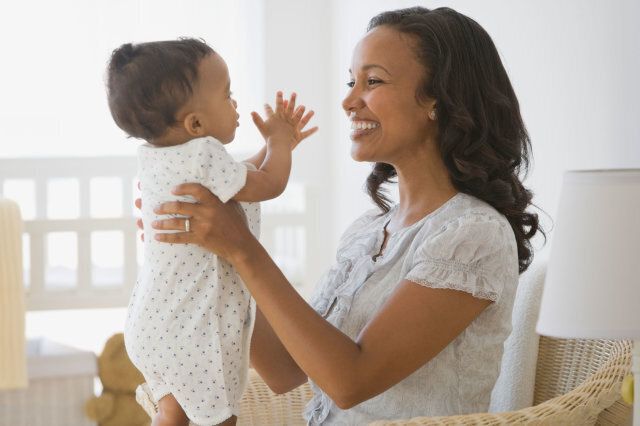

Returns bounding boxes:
[183,112,204,137]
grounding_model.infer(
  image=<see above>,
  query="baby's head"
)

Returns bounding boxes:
[106,38,239,146]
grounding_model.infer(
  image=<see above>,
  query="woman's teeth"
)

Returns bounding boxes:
[351,121,380,130]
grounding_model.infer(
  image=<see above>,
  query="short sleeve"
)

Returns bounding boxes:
[405,214,514,302]
[192,137,247,203]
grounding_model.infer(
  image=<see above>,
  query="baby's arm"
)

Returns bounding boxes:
[233,92,317,202]
[243,145,268,170]
[235,140,291,201]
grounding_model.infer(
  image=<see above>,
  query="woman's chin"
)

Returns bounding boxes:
[350,146,367,162]
[350,143,378,163]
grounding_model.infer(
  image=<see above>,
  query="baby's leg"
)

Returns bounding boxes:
[218,415,237,425]
[152,393,189,426]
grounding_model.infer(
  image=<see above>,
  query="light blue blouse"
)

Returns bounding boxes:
[304,193,519,425]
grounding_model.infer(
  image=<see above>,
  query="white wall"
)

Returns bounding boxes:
[262,0,337,295]
[327,0,640,258]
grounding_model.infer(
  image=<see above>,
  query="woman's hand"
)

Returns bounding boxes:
[150,183,258,263]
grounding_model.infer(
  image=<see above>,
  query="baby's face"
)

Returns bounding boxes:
[189,53,239,143]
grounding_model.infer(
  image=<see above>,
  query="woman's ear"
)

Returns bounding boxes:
[183,113,204,137]
[428,101,437,121]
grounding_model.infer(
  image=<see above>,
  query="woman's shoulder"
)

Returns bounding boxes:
[424,192,513,238]
[406,193,519,302]
[408,193,517,268]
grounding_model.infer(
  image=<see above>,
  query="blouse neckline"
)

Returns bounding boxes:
[384,192,463,236]
[372,192,463,262]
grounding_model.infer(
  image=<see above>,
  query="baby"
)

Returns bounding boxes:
[106,38,316,426]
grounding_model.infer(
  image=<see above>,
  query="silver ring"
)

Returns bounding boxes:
[185,218,191,233]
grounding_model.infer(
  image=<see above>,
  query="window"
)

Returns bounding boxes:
[0,0,265,158]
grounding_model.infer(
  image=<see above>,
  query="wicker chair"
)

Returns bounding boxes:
[136,337,632,425]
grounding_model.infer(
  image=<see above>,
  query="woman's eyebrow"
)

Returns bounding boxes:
[349,64,392,76]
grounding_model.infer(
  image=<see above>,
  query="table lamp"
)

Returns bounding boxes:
[536,169,640,425]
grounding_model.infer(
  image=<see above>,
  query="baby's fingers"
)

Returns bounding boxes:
[299,110,315,128]
[293,105,306,123]
[300,126,319,140]
[251,111,267,136]
[275,91,284,112]
[286,92,297,115]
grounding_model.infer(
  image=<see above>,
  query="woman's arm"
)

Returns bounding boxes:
[250,307,308,394]
[153,187,490,408]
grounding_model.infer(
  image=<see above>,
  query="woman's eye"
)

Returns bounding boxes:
[346,79,382,88]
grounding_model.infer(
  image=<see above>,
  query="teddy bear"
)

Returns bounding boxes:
[85,333,151,426]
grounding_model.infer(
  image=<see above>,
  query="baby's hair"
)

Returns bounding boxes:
[106,38,215,142]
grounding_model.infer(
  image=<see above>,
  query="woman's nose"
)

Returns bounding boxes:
[342,86,364,113]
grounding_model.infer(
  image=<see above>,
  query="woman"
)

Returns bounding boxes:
[149,6,542,425]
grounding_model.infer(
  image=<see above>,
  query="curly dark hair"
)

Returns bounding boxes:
[366,7,543,273]
[106,38,214,142]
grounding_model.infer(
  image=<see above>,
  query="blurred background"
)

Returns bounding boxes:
[0,0,638,354]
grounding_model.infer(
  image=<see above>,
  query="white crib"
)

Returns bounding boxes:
[0,156,320,312]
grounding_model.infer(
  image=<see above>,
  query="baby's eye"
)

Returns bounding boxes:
[228,91,233,98]
[346,81,355,88]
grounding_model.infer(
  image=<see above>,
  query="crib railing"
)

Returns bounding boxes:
[0,157,317,311]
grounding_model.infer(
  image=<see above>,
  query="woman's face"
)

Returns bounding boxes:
[342,26,436,164]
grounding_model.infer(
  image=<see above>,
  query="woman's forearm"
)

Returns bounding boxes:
[233,240,364,405]
[250,307,308,394]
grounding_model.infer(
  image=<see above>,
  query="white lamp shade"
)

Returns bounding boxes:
[536,169,640,339]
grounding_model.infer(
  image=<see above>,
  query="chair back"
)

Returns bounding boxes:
[534,337,632,425]
[490,261,546,411]
[534,337,623,403]
[490,261,631,423]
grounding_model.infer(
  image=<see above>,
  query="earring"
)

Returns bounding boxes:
[429,110,437,120]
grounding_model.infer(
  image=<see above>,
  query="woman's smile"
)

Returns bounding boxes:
[349,112,380,140]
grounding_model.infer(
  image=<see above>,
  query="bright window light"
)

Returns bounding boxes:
[0,0,265,159]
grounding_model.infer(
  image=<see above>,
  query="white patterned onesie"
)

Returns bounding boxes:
[125,136,260,425]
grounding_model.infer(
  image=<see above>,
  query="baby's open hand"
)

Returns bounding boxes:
[251,91,318,149]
